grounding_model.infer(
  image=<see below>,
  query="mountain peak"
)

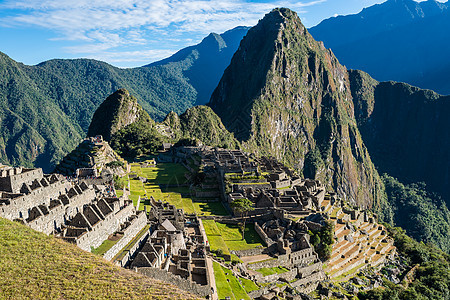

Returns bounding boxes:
[87,88,152,141]
[209,7,382,207]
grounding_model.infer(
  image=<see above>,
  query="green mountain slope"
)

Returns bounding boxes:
[209,8,384,209]
[161,106,239,149]
[87,88,154,141]
[83,89,238,159]
[0,27,247,172]
[349,69,450,205]
[147,26,249,105]
[0,217,198,299]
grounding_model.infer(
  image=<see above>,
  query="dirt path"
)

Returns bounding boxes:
[240,254,272,264]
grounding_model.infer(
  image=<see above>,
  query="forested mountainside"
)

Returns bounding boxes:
[209,8,384,212]
[309,0,450,95]
[349,70,450,252]
[87,89,154,141]
[0,27,247,171]
[349,70,450,204]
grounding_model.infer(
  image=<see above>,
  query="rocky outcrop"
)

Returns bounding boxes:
[209,8,383,208]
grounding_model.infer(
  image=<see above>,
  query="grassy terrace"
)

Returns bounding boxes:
[256,266,289,276]
[125,159,229,216]
[203,220,264,261]
[92,238,119,256]
[213,262,258,300]
[0,218,197,299]
[112,225,151,262]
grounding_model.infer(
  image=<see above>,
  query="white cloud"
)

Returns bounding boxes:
[0,0,326,65]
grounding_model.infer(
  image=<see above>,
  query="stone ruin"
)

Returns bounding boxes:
[129,200,213,298]
[0,163,147,259]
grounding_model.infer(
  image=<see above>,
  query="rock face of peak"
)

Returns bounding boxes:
[209,8,383,208]
[87,89,153,141]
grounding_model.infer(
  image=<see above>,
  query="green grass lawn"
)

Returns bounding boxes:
[256,266,290,276]
[240,277,259,293]
[221,265,250,300]
[193,202,229,216]
[91,239,120,256]
[215,223,264,251]
[212,262,252,300]
[202,221,230,256]
[208,236,230,256]
[204,221,264,259]
[203,220,222,236]
[213,262,235,300]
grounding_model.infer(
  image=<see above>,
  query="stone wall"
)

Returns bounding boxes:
[272,179,291,189]
[248,258,284,270]
[103,211,148,261]
[279,268,298,282]
[231,247,265,257]
[114,229,150,267]
[254,222,273,247]
[0,179,70,220]
[195,190,220,198]
[0,168,43,193]
[257,268,298,284]
[76,213,118,251]
[27,202,66,234]
[232,183,272,192]
[137,267,211,298]
[290,270,326,291]
[114,203,135,225]
[297,262,322,278]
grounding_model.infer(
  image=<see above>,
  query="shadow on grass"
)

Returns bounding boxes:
[196,202,229,216]
[220,223,264,245]
[155,163,189,186]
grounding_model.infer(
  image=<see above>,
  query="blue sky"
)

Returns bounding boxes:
[0,0,392,67]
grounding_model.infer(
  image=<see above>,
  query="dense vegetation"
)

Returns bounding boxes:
[0,217,197,299]
[359,226,450,300]
[349,70,450,248]
[177,106,239,149]
[99,97,238,159]
[382,175,450,253]
[309,221,335,260]
[87,88,154,141]
[110,119,166,158]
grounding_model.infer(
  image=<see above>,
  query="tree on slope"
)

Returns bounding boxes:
[231,198,254,240]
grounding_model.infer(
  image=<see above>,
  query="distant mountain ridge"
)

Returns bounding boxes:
[147,26,249,105]
[309,0,450,95]
[0,27,247,171]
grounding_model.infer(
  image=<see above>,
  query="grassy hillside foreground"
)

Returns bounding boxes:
[0,218,198,300]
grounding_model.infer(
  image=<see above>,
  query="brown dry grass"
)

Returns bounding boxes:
[0,218,200,300]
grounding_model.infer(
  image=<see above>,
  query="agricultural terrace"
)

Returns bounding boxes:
[123,159,228,216]
[203,220,264,261]
[212,262,258,300]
